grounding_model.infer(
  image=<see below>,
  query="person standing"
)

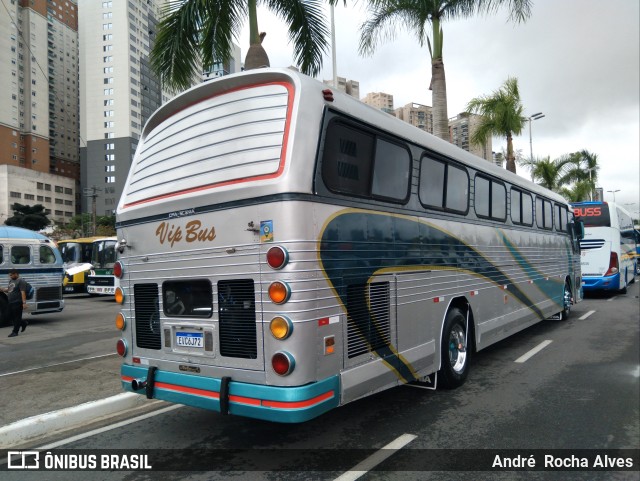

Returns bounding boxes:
[2,269,28,337]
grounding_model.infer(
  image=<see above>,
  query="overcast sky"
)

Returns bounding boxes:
[239,0,639,214]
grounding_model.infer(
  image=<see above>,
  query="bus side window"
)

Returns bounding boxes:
[40,245,56,264]
[11,245,30,264]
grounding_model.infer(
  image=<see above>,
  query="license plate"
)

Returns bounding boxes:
[64,286,75,293]
[176,332,203,348]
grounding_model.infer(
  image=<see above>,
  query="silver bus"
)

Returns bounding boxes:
[0,226,64,324]
[114,68,583,423]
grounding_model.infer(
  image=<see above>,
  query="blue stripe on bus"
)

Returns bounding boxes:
[318,210,553,382]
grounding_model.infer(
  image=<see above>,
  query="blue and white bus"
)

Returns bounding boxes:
[573,202,637,293]
[0,226,64,325]
[114,68,583,423]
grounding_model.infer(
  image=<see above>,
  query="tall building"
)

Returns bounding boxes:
[362,91,394,114]
[449,112,492,162]
[395,103,432,133]
[78,0,163,216]
[0,0,79,225]
[323,76,360,99]
[203,43,242,82]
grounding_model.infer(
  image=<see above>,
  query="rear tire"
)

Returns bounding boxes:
[560,281,572,320]
[438,308,471,389]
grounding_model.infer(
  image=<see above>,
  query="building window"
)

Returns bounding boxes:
[105,176,116,183]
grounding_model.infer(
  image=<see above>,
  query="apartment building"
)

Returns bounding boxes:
[78,0,163,216]
[449,112,492,162]
[395,102,433,133]
[324,76,360,99]
[0,0,80,225]
[362,91,394,114]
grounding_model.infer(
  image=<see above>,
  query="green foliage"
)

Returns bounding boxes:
[151,0,330,93]
[4,203,50,231]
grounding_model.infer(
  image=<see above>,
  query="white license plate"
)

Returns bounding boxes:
[176,332,203,348]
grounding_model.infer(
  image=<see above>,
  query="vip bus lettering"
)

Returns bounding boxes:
[155,220,216,247]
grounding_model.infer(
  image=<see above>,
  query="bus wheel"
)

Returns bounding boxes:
[560,282,572,320]
[438,308,471,389]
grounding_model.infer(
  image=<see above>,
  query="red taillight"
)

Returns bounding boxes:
[266,246,288,269]
[605,252,619,276]
[114,261,123,278]
[116,338,127,357]
[322,89,334,102]
[271,351,295,376]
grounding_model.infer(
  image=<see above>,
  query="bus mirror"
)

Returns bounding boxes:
[574,220,585,240]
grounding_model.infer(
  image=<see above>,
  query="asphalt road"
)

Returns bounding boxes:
[1,285,638,480]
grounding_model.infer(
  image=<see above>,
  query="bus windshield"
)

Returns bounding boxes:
[91,240,117,269]
[59,242,93,264]
[573,204,611,227]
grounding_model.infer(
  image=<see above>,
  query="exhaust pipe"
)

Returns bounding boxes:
[132,378,147,391]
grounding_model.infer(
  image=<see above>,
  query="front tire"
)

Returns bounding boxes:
[438,308,471,389]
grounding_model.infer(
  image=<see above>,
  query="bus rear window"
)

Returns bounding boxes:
[573,204,611,227]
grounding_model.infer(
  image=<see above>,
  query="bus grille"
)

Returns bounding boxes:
[579,239,605,250]
[37,286,62,301]
[346,282,391,359]
[134,283,161,350]
[218,280,257,359]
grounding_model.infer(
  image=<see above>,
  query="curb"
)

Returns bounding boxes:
[0,393,146,449]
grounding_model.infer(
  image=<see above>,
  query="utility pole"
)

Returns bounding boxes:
[83,185,102,235]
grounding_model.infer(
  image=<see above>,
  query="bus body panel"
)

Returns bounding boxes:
[0,226,64,318]
[115,68,581,422]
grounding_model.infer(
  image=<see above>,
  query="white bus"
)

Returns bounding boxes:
[0,226,64,325]
[572,202,637,293]
[114,68,583,423]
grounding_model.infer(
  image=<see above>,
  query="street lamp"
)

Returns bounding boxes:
[607,189,620,203]
[527,112,545,180]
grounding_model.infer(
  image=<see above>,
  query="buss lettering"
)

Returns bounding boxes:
[574,207,601,217]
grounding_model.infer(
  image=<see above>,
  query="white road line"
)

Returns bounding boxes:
[0,353,116,378]
[36,404,183,450]
[514,340,553,364]
[334,433,417,481]
[579,310,596,320]
[607,296,616,302]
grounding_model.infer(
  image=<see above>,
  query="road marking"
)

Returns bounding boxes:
[579,310,596,320]
[334,433,417,481]
[0,353,116,378]
[607,296,616,302]
[515,340,553,363]
[35,404,183,450]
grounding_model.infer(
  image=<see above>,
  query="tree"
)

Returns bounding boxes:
[567,150,599,200]
[520,155,576,192]
[4,203,50,231]
[359,0,532,141]
[151,0,331,93]
[466,77,527,173]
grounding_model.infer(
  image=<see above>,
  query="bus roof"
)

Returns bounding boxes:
[0,225,54,242]
[58,236,108,244]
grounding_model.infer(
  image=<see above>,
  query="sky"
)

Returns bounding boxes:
[239,0,639,216]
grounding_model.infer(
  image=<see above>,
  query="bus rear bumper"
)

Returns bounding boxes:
[581,273,620,291]
[121,364,340,423]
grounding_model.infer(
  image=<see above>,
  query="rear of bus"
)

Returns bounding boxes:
[573,202,635,292]
[115,69,341,422]
[59,237,98,293]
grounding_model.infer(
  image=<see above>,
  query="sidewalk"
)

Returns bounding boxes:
[0,352,163,448]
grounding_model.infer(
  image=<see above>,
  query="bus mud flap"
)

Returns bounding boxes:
[220,376,231,415]
[145,366,157,399]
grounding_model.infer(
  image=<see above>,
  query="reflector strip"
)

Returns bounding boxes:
[318,316,339,326]
[470,290,478,296]
[262,390,335,409]
[433,297,445,303]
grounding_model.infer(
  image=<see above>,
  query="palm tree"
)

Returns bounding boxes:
[466,77,527,174]
[359,0,532,141]
[151,0,330,93]
[568,150,599,200]
[523,155,576,192]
